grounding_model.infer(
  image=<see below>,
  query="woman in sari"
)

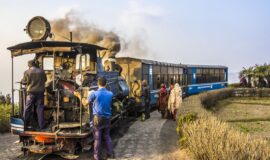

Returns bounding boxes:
[157,84,168,118]
[168,83,182,121]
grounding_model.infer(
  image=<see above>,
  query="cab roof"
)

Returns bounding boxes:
[7,41,106,57]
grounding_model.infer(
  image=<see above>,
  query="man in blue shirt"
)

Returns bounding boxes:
[87,76,114,160]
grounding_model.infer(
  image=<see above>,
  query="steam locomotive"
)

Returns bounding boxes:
[8,16,228,156]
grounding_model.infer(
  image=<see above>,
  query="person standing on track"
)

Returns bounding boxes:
[87,77,114,160]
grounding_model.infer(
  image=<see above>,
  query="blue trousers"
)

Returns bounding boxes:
[93,116,113,160]
[23,93,45,129]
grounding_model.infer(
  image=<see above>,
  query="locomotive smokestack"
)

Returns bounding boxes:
[108,57,116,71]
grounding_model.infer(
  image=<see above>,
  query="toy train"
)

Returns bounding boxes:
[8,16,228,155]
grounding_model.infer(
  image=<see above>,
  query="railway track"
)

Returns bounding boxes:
[15,115,136,160]
[17,153,67,160]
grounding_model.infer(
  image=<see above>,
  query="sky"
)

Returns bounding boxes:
[0,0,270,95]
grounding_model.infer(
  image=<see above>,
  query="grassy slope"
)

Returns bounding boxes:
[214,97,270,140]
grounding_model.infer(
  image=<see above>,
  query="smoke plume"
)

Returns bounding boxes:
[118,33,149,58]
[50,10,152,62]
[50,11,120,64]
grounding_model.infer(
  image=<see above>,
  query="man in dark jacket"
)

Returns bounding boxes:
[141,79,151,119]
[21,60,47,130]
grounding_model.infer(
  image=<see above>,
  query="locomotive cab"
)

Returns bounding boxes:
[7,16,131,155]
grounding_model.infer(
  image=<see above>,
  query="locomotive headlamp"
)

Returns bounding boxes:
[26,16,51,41]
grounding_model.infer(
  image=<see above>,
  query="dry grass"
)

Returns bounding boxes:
[182,115,270,160]
[229,97,270,105]
[177,89,270,160]
[213,97,270,141]
[161,149,193,160]
[215,98,270,122]
[229,121,270,140]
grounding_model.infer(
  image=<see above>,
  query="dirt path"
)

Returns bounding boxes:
[1,111,190,160]
[112,111,190,160]
[0,133,21,160]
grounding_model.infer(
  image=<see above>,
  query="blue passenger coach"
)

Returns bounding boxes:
[186,65,228,95]
[116,57,228,108]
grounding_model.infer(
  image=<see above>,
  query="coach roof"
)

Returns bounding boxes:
[116,57,186,67]
[186,64,227,69]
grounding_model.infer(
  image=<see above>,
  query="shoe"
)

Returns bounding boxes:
[25,126,34,131]
[107,153,115,159]
[90,157,97,160]
[35,127,48,132]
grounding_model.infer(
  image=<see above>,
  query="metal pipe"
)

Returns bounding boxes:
[53,52,55,91]
[22,85,26,117]
[79,53,83,134]
[11,55,14,116]
[18,84,22,117]
[127,59,131,96]
[57,89,60,129]
[70,32,73,42]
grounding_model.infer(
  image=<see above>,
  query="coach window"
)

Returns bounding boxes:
[210,69,215,83]
[142,64,149,83]
[153,65,161,90]
[76,54,91,71]
[220,69,225,82]
[183,68,188,86]
[161,65,168,86]
[168,66,174,85]
[173,67,179,84]
[214,69,219,82]
[178,68,182,85]
[202,68,206,83]
[196,68,202,84]
[188,69,193,84]
[202,68,209,83]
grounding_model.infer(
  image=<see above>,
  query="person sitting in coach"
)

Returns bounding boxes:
[21,60,47,130]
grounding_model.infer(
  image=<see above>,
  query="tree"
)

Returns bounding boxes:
[253,64,268,88]
[241,66,254,87]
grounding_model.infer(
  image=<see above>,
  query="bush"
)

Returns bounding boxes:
[0,104,17,133]
[176,113,197,146]
[233,88,270,97]
[229,83,241,88]
[182,115,270,160]
[200,88,233,110]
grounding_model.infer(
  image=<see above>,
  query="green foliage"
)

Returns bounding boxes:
[200,88,233,110]
[240,63,270,88]
[176,113,197,146]
[228,83,240,88]
[233,88,270,97]
[238,124,250,133]
[0,104,18,133]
